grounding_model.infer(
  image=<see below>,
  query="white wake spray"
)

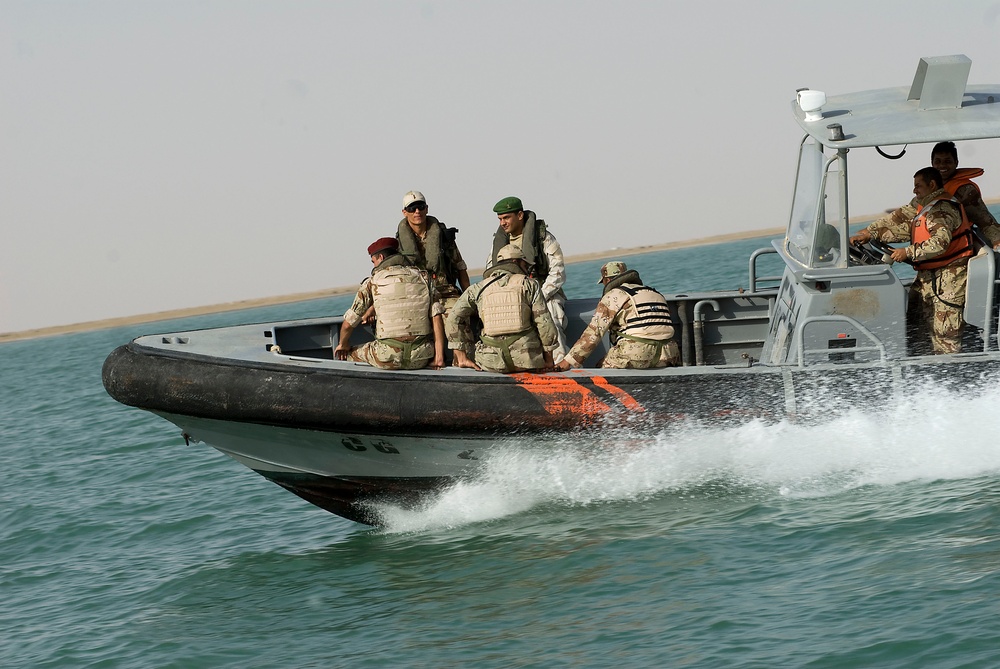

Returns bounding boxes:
[375,381,1000,533]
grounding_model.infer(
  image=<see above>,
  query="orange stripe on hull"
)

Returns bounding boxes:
[591,376,645,412]
[510,373,611,419]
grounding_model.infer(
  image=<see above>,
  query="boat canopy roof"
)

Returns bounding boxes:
[793,55,1000,149]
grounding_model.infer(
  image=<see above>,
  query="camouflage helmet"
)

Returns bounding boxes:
[598,261,628,283]
[496,244,526,262]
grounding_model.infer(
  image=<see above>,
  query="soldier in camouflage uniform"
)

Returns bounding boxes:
[556,261,680,370]
[334,237,446,370]
[396,190,471,307]
[931,141,1000,249]
[486,196,568,362]
[850,167,972,355]
[396,190,472,359]
[447,245,558,373]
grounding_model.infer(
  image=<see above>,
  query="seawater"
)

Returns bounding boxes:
[3,235,1000,668]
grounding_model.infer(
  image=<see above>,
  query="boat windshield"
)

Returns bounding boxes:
[786,138,845,269]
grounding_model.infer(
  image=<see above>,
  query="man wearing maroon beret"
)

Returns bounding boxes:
[334,237,446,369]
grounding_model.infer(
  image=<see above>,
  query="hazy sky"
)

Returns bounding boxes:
[4,1,1000,333]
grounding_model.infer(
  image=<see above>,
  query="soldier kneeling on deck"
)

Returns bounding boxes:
[447,245,559,373]
[334,237,447,370]
[556,261,680,370]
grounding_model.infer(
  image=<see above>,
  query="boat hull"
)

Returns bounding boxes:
[103,340,794,437]
[103,332,1000,524]
[154,411,509,524]
[102,337,792,523]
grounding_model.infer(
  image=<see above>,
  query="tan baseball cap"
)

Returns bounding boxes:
[402,190,426,207]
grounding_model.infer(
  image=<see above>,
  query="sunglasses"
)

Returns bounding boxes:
[404,202,427,213]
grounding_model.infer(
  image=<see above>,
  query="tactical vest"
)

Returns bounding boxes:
[943,167,985,199]
[490,211,550,281]
[480,274,532,336]
[396,216,461,286]
[618,285,675,340]
[371,266,434,339]
[910,195,974,271]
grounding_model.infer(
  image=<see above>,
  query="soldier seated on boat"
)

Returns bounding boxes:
[931,141,1000,250]
[396,190,471,308]
[334,237,447,370]
[447,244,559,373]
[487,196,568,362]
[556,261,681,371]
[395,190,473,360]
[849,167,973,355]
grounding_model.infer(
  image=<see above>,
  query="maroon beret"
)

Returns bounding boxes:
[367,237,399,256]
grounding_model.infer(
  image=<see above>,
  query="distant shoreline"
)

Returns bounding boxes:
[1,226,787,344]
[5,196,999,344]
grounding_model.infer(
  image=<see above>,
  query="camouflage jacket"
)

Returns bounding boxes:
[564,284,674,367]
[485,211,566,301]
[865,188,962,263]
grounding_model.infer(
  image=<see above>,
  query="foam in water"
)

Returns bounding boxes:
[375,381,1000,533]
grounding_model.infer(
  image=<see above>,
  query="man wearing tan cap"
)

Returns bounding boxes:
[486,196,567,361]
[556,261,679,370]
[397,190,470,306]
[334,237,447,370]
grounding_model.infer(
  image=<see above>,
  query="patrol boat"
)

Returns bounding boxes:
[103,55,1000,525]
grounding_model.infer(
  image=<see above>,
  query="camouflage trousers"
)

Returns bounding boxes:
[475,331,547,373]
[600,338,681,369]
[546,295,568,364]
[907,264,967,355]
[440,293,474,360]
[348,336,434,370]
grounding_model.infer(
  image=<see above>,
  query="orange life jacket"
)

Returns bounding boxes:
[943,167,985,199]
[910,194,974,271]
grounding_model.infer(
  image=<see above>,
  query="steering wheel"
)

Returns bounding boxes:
[849,237,907,266]
[867,239,902,262]
[849,240,887,265]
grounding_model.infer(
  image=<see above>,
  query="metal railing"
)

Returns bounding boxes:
[794,315,886,366]
[749,247,781,293]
